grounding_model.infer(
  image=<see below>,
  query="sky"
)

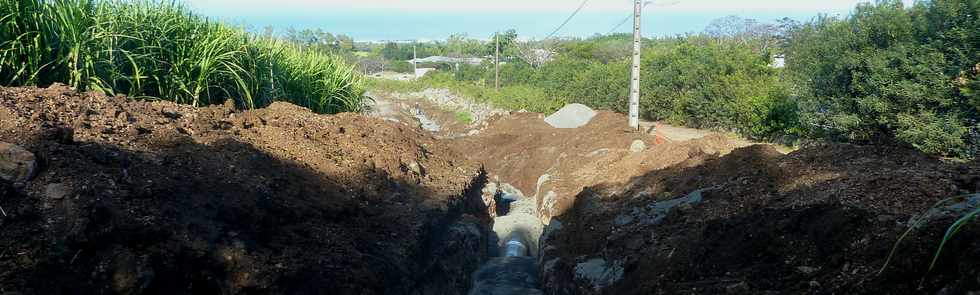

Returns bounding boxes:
[182,0,916,41]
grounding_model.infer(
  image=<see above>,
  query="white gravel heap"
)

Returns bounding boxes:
[407,88,507,125]
[544,104,597,129]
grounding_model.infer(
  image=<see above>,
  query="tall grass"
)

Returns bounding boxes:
[0,0,366,113]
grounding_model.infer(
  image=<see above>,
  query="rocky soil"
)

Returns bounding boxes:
[452,111,742,223]
[2,83,979,295]
[367,88,508,138]
[0,85,493,294]
[539,143,980,294]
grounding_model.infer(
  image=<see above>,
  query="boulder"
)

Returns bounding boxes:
[544,104,597,129]
[629,140,647,153]
[0,142,37,183]
[45,183,69,199]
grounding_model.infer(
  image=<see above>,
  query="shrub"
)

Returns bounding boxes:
[641,38,795,140]
[786,0,979,158]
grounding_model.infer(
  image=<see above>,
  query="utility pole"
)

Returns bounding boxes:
[413,41,418,79]
[454,35,461,75]
[495,32,500,92]
[628,0,642,130]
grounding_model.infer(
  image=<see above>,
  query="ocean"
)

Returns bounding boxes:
[198,9,842,41]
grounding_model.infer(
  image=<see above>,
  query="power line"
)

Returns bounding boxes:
[607,0,680,35]
[544,0,590,40]
[608,1,652,35]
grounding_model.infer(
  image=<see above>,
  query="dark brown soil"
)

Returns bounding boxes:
[5,83,979,295]
[453,111,737,221]
[541,143,980,294]
[0,85,492,295]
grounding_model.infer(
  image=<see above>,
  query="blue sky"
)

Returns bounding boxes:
[182,0,915,41]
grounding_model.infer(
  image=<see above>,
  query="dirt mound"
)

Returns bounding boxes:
[0,85,492,294]
[540,143,980,294]
[453,111,743,222]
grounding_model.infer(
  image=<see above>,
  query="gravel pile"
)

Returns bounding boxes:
[405,88,508,126]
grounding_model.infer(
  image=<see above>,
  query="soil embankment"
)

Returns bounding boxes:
[2,84,979,294]
[0,85,493,294]
[453,111,741,223]
[368,86,980,294]
[540,143,980,294]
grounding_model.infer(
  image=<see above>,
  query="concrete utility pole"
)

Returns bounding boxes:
[413,41,418,79]
[495,32,501,92]
[628,0,642,130]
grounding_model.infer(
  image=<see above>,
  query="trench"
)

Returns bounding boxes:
[469,183,546,295]
[366,92,549,294]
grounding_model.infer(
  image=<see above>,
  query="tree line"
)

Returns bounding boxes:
[306,0,978,159]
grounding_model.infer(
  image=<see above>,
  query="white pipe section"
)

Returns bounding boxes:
[505,239,528,257]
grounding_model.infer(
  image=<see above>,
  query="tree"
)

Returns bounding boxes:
[705,16,780,53]
[486,29,519,58]
[337,34,355,51]
[510,39,556,69]
[786,0,980,157]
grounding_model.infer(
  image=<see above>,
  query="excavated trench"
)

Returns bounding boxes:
[468,182,546,295]
[4,86,979,294]
[365,91,550,294]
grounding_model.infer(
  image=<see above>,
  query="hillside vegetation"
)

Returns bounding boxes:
[0,0,366,113]
[372,0,979,159]
[787,0,979,158]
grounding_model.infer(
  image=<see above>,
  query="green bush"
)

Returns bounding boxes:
[398,35,794,140]
[786,0,979,158]
[640,38,794,139]
[0,0,366,113]
[386,61,415,74]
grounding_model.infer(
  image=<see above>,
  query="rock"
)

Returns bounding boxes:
[797,266,819,275]
[407,161,424,176]
[47,127,74,144]
[625,237,645,250]
[629,140,647,153]
[499,183,525,199]
[544,104,597,129]
[45,183,69,199]
[573,258,624,292]
[613,214,634,227]
[699,145,719,156]
[725,282,750,293]
[0,142,37,183]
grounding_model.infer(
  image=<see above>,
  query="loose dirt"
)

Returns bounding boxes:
[540,143,980,294]
[453,111,743,222]
[3,83,979,295]
[375,87,980,294]
[0,84,492,294]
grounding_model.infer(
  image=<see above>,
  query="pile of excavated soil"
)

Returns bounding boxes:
[541,143,980,294]
[453,111,743,222]
[0,85,492,294]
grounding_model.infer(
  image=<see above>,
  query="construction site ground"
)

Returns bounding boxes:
[0,84,977,294]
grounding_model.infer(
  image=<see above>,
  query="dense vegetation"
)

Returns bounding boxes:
[372,0,979,158]
[374,33,794,140]
[0,0,366,113]
[787,0,979,158]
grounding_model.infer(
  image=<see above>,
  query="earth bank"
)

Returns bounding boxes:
[0,84,493,294]
[1,84,979,295]
[539,144,980,294]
